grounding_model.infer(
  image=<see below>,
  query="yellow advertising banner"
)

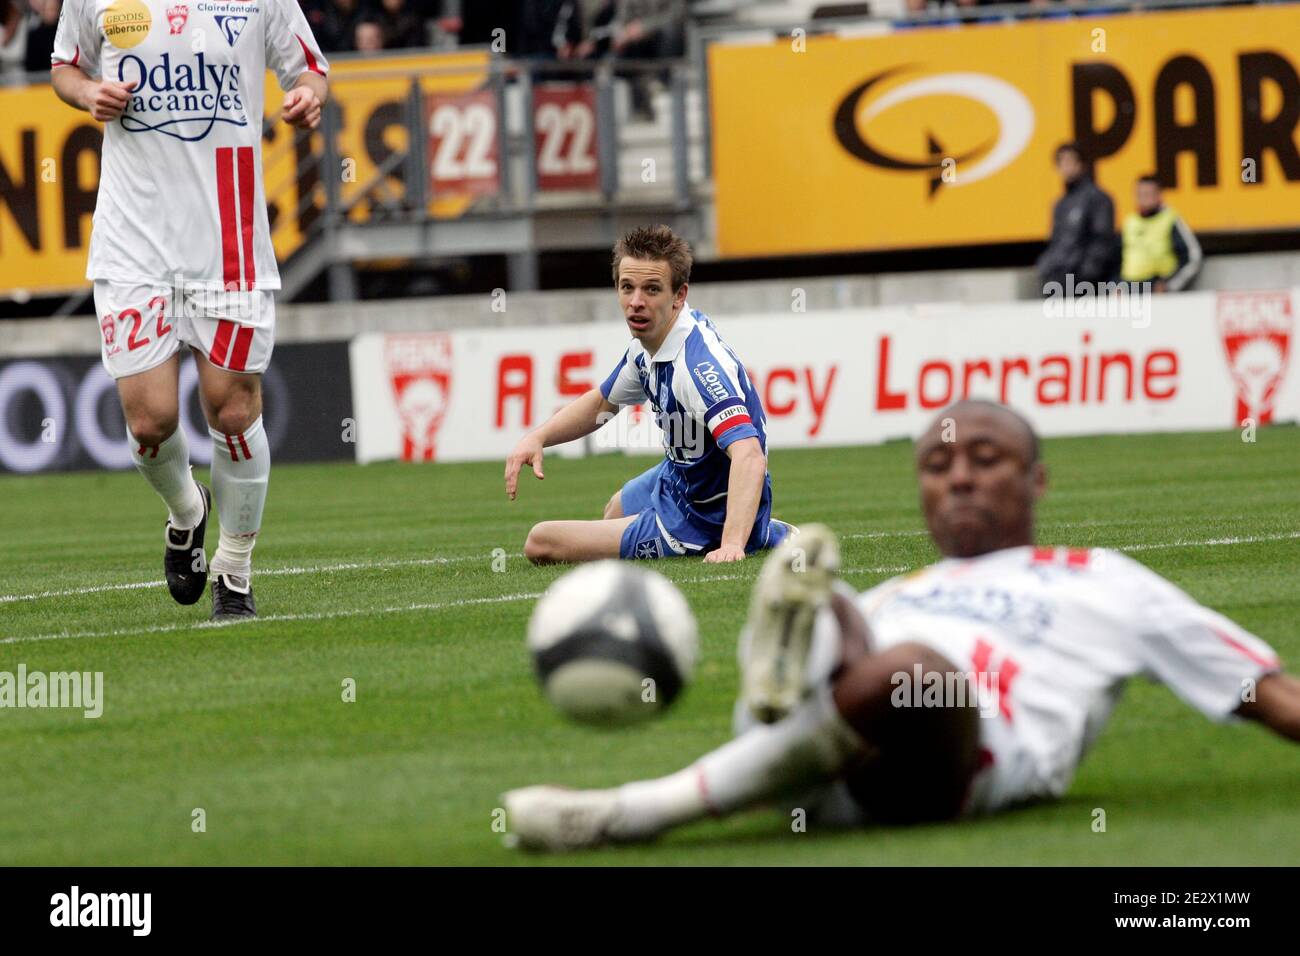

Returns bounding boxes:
[0,50,489,297]
[709,7,1300,258]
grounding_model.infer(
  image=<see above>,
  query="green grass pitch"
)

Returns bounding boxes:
[1,427,1297,865]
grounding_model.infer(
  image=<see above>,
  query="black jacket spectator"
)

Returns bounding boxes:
[377,0,425,49]
[1037,174,1119,291]
[304,0,370,53]
[518,1,582,59]
[24,0,60,75]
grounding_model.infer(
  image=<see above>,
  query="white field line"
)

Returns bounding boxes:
[0,592,545,647]
[1,531,1295,646]
[0,553,516,606]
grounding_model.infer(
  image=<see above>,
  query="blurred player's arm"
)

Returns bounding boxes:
[51,68,132,122]
[281,73,328,130]
[1237,672,1300,742]
[266,0,329,130]
[504,388,618,500]
[50,0,121,121]
[706,436,766,563]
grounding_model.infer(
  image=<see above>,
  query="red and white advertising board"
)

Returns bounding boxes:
[349,290,1299,464]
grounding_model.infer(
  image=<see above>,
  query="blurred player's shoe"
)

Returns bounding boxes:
[211,573,256,621]
[164,482,211,606]
[742,522,840,724]
[771,519,799,545]
[502,785,620,852]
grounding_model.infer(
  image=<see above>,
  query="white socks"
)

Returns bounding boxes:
[609,691,865,841]
[130,426,204,530]
[209,415,270,578]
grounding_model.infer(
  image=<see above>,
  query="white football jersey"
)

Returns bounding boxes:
[857,545,1281,805]
[52,0,328,289]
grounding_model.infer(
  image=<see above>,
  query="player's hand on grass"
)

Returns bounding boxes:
[85,80,134,122]
[282,87,322,130]
[704,543,746,563]
[505,435,545,500]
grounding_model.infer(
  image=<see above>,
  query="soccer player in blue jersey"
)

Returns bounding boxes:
[504,225,793,563]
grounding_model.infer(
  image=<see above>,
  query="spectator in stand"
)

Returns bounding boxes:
[0,0,28,80]
[456,0,520,49]
[1036,142,1119,295]
[582,0,685,60]
[354,16,385,52]
[23,0,58,76]
[1121,174,1203,293]
[304,0,371,54]
[581,0,685,119]
[519,1,583,60]
[377,0,426,49]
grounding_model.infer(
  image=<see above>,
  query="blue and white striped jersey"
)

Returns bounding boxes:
[599,305,772,530]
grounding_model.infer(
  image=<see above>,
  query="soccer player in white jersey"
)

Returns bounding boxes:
[50,0,329,619]
[502,400,1300,850]
[504,225,792,564]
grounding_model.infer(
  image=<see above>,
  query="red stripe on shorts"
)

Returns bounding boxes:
[209,319,236,367]
[228,326,255,372]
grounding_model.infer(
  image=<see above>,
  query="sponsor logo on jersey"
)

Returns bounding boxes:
[116,52,246,141]
[166,4,189,34]
[103,0,152,49]
[1216,290,1293,426]
[886,584,1054,644]
[213,15,247,46]
[384,334,453,462]
[692,361,730,403]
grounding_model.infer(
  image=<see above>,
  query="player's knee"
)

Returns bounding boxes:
[127,413,178,449]
[212,397,258,437]
[602,491,623,520]
[524,523,558,565]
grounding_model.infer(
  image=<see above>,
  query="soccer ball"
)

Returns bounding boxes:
[527,561,699,726]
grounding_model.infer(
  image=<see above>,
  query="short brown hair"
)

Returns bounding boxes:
[611,225,693,291]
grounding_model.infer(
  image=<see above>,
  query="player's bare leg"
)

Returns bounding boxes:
[601,490,624,520]
[117,355,212,605]
[524,516,637,565]
[195,350,268,620]
[503,526,980,850]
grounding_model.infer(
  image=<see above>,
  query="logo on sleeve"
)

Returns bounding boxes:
[692,361,731,403]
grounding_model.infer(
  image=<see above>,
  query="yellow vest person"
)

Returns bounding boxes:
[1121,176,1203,291]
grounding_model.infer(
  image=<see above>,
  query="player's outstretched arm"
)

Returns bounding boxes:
[1237,672,1300,742]
[504,387,617,500]
[51,68,133,123]
[705,436,767,563]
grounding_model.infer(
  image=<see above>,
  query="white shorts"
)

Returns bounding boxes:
[95,280,276,380]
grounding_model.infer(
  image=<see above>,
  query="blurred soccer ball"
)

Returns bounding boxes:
[527,561,699,726]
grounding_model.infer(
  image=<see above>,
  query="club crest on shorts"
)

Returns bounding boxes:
[384,333,453,462]
[635,538,663,560]
[1216,291,1293,426]
[100,313,116,346]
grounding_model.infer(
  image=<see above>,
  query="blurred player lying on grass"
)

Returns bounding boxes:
[504,226,793,565]
[503,400,1300,850]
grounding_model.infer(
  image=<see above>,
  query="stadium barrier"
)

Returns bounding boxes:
[0,342,352,474]
[348,288,1297,464]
